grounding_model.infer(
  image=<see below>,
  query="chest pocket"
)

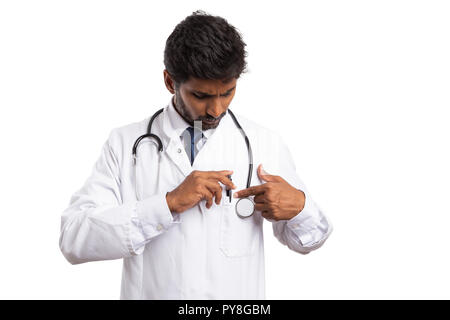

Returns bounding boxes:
[219,196,262,258]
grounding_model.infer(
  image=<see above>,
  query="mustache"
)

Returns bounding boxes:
[197,111,226,122]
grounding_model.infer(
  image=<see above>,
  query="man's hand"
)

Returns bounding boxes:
[234,164,305,221]
[166,170,236,214]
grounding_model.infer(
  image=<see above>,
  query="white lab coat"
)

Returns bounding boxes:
[59,99,333,299]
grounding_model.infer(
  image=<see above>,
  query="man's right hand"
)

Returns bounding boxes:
[166,170,236,214]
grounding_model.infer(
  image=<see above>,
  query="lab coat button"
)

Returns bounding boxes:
[156,224,163,231]
[177,148,182,153]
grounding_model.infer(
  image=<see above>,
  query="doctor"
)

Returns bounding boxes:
[59,10,332,299]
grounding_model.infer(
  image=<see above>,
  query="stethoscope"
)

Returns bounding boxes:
[132,108,255,218]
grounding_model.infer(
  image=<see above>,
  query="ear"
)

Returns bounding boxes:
[163,69,176,94]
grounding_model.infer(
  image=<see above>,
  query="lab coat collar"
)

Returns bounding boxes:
[167,96,191,138]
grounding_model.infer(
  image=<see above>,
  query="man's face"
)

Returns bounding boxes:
[172,76,237,130]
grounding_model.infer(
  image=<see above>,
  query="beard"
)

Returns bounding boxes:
[174,90,226,130]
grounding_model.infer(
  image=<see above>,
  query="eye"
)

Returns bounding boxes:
[192,91,232,99]
[193,93,207,99]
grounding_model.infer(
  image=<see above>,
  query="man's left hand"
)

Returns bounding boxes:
[234,164,305,221]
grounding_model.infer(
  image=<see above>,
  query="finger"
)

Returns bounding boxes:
[209,175,236,190]
[257,164,282,183]
[200,186,214,209]
[234,184,266,198]
[255,203,269,212]
[261,210,272,219]
[204,180,222,205]
[200,170,233,178]
[205,171,236,189]
[254,194,265,203]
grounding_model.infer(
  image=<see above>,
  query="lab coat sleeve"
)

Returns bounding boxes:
[268,136,333,255]
[59,131,179,265]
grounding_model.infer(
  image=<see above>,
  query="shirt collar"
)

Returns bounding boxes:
[167,96,217,140]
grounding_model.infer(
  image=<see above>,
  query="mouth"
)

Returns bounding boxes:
[203,119,219,126]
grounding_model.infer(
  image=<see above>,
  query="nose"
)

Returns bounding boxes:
[207,98,225,119]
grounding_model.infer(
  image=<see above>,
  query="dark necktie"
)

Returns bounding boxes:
[185,127,203,165]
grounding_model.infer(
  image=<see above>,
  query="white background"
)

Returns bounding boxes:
[0,0,449,299]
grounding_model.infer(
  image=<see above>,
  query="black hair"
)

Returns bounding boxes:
[164,10,248,86]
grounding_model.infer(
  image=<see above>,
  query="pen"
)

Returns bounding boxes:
[226,175,232,202]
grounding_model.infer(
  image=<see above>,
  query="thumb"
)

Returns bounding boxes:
[257,164,278,182]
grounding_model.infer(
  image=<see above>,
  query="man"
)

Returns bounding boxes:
[60,10,332,299]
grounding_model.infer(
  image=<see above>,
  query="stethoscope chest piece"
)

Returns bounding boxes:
[235,197,255,218]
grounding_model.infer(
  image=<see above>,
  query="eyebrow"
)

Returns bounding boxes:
[193,86,236,97]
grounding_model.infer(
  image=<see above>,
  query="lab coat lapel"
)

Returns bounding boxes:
[160,106,193,177]
[192,111,250,187]
[192,112,231,172]
[159,107,245,179]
